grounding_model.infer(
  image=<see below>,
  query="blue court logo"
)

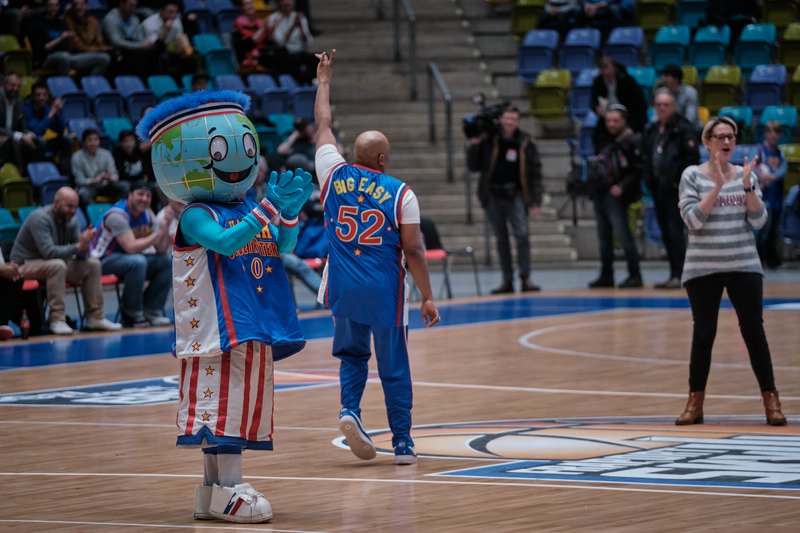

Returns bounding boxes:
[0,369,342,407]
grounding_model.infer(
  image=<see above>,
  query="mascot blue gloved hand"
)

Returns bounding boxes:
[265,167,314,220]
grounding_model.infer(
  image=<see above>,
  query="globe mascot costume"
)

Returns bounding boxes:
[136,90,313,524]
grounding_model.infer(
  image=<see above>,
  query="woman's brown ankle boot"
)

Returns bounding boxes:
[675,391,705,425]
[762,390,787,426]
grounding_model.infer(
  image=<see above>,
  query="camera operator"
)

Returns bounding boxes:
[586,104,644,289]
[466,104,543,294]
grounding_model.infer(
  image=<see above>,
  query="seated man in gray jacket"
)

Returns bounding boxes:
[10,187,121,335]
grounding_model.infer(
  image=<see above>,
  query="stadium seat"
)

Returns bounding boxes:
[763,0,798,33]
[734,24,777,78]
[510,0,545,39]
[682,65,699,88]
[570,67,598,122]
[192,33,227,56]
[17,205,38,223]
[779,143,800,191]
[215,75,256,102]
[729,144,758,166]
[0,206,21,244]
[627,66,656,102]
[208,0,240,34]
[184,0,214,33]
[45,76,91,121]
[602,27,643,68]
[779,23,800,72]
[528,69,571,124]
[204,49,238,78]
[67,118,111,151]
[278,73,299,91]
[648,25,690,73]
[266,113,296,139]
[147,75,183,101]
[635,0,675,40]
[745,64,787,116]
[181,74,214,92]
[698,145,710,163]
[756,105,797,144]
[578,111,598,157]
[0,162,22,185]
[291,86,316,122]
[516,29,559,83]
[19,75,35,99]
[719,106,754,143]
[0,180,34,215]
[27,162,68,190]
[1,49,32,77]
[39,179,71,206]
[87,0,109,20]
[81,75,125,121]
[558,28,601,76]
[676,0,707,28]
[700,65,741,115]
[102,117,135,147]
[689,25,731,79]
[114,76,157,122]
[247,74,292,115]
[86,203,112,225]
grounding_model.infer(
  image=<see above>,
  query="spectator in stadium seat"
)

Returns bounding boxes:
[23,82,72,173]
[113,129,153,187]
[72,128,128,208]
[538,0,582,42]
[233,0,279,71]
[591,55,648,152]
[656,64,700,131]
[141,1,197,80]
[0,72,38,169]
[267,0,317,84]
[582,1,634,41]
[190,72,210,92]
[28,0,110,76]
[65,0,116,65]
[101,0,161,79]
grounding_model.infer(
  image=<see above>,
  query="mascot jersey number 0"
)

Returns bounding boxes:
[136,90,313,524]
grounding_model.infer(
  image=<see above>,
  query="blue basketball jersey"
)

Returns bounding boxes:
[321,164,411,327]
[173,199,305,360]
[89,198,154,259]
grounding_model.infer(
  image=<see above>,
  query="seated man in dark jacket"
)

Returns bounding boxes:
[587,104,644,288]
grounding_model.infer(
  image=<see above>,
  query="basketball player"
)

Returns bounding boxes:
[314,49,440,465]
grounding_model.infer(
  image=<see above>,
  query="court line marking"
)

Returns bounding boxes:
[0,520,322,532]
[518,311,800,371]
[1,471,798,501]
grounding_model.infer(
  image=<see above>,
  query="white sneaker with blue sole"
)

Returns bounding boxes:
[339,409,376,460]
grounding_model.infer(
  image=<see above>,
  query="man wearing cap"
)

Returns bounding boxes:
[89,181,174,327]
[586,103,644,289]
[11,186,122,334]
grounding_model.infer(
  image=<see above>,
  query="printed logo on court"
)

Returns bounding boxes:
[0,370,343,407]
[362,417,800,491]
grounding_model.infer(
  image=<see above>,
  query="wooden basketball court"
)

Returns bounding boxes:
[2,284,799,531]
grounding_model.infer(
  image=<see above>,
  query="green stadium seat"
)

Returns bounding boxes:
[700,65,741,115]
[528,69,571,124]
[635,0,675,40]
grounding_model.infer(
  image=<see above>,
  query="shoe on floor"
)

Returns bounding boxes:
[394,441,418,465]
[0,325,13,340]
[339,408,376,460]
[147,316,172,327]
[618,274,643,288]
[654,277,682,289]
[85,317,122,331]
[490,282,514,294]
[520,279,541,292]
[194,485,213,520]
[121,314,150,329]
[588,276,614,288]
[209,483,272,523]
[49,320,74,335]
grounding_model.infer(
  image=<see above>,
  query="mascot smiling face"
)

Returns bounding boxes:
[136,90,259,203]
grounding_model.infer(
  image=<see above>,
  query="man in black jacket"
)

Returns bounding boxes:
[642,89,700,288]
[467,105,543,294]
[591,56,648,152]
[587,104,643,289]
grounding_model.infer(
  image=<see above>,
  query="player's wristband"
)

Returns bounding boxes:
[252,199,280,226]
[280,214,299,228]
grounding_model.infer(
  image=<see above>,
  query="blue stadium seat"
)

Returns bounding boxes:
[215,75,256,102]
[627,66,657,101]
[45,76,90,121]
[578,111,597,158]
[208,0,240,34]
[719,105,754,143]
[278,74,299,91]
[114,76,157,122]
[184,0,214,33]
[734,24,777,78]
[26,162,67,191]
[649,25,690,73]
[745,64,787,116]
[756,105,797,144]
[516,29,559,83]
[699,145,709,163]
[247,74,292,115]
[689,25,730,79]
[81,75,125,121]
[729,144,758,166]
[67,118,110,150]
[558,28,601,76]
[676,0,707,28]
[291,86,317,123]
[570,67,598,122]
[147,75,183,101]
[602,27,643,68]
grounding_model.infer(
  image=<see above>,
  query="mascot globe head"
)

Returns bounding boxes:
[136,90,259,203]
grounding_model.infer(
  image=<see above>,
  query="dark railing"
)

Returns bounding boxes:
[426,63,453,184]
[393,0,418,101]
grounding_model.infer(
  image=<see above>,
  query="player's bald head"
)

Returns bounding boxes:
[353,130,390,172]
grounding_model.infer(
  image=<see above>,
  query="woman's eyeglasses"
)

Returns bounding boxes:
[711,133,736,142]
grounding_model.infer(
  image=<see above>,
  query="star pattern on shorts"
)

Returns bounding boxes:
[184,256,195,267]
[192,341,201,351]
[188,297,198,307]
[205,366,214,376]
[201,411,211,422]
[185,276,196,287]
[203,387,213,399]
[190,318,199,329]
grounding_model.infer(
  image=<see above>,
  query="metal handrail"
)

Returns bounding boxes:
[374,0,384,19]
[393,0,418,101]
[427,63,454,185]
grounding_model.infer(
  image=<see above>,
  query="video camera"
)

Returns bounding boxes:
[462,93,509,139]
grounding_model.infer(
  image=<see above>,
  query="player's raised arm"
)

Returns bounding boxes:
[314,49,337,148]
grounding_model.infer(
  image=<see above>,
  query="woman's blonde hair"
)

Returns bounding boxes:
[701,116,738,141]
